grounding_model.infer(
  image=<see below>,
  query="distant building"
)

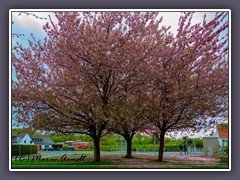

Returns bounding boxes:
[213,124,228,147]
[203,137,219,156]
[64,141,74,146]
[55,142,64,150]
[203,123,229,156]
[12,133,34,145]
[73,141,90,149]
[12,133,56,150]
[31,135,56,150]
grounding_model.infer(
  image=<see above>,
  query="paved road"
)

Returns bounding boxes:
[39,151,203,157]
[12,151,203,160]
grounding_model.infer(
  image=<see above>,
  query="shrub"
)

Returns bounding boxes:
[132,134,152,145]
[101,141,109,145]
[62,144,69,151]
[214,146,229,163]
[100,145,120,151]
[12,145,38,156]
[164,143,180,152]
[132,144,158,152]
[107,137,117,145]
[195,139,203,148]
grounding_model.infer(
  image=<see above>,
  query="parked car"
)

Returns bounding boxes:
[67,146,74,151]
[57,147,63,151]
[74,142,90,149]
[43,147,54,151]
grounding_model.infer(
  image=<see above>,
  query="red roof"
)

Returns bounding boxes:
[217,124,228,138]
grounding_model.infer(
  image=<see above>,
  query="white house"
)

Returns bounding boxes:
[12,133,55,150]
[12,133,34,145]
[30,135,55,150]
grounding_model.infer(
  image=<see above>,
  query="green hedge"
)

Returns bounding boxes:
[12,145,38,156]
[132,144,186,152]
[90,144,183,152]
[74,142,200,152]
[100,145,120,151]
[133,144,156,151]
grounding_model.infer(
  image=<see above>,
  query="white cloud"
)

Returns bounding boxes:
[11,11,217,39]
[192,12,215,23]
[156,12,181,35]
[12,12,58,36]
[156,12,216,35]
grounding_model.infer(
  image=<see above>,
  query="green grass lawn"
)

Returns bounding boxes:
[11,154,229,169]
[12,161,119,169]
[12,161,228,169]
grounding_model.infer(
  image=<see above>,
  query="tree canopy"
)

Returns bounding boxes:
[12,11,228,162]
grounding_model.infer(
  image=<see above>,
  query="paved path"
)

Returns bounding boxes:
[12,151,204,160]
[38,151,203,157]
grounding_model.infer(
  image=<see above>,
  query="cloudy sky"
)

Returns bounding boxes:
[11,10,219,48]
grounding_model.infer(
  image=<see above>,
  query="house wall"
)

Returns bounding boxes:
[219,138,223,147]
[213,125,228,148]
[212,129,219,137]
[219,138,228,147]
[203,137,219,156]
[18,134,34,145]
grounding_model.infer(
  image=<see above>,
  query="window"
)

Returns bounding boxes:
[24,140,26,144]
[30,141,33,144]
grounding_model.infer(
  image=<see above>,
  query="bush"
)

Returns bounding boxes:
[164,143,180,152]
[12,145,38,156]
[133,144,158,152]
[100,145,120,151]
[214,146,229,163]
[132,134,152,145]
[62,144,69,151]
[134,143,181,152]
[195,139,203,148]
[101,141,109,145]
[107,137,117,145]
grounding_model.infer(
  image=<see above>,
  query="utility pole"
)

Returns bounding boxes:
[120,136,122,154]
[19,144,21,156]
[193,138,196,155]
[153,137,156,154]
[183,136,188,154]
[153,133,157,154]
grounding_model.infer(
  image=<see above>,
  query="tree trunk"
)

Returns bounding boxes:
[158,131,165,162]
[125,137,133,158]
[93,138,100,162]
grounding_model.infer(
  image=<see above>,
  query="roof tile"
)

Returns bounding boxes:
[217,124,228,139]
